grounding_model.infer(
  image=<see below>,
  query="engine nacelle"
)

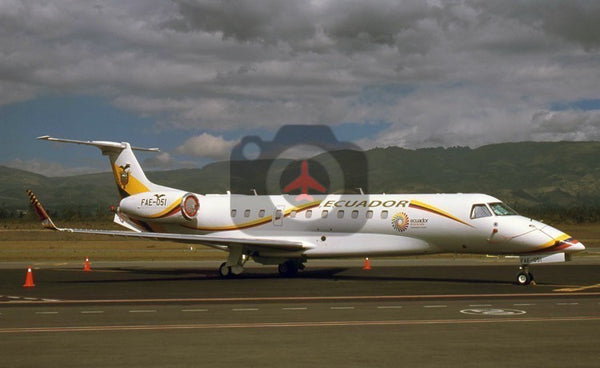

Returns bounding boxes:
[118,191,200,223]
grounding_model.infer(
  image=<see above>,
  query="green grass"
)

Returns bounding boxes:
[0,223,597,262]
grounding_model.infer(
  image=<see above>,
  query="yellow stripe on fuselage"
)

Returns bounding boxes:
[409,200,473,227]
[147,198,183,219]
[185,200,322,232]
[530,233,572,253]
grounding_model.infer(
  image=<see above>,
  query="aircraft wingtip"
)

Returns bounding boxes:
[25,189,58,230]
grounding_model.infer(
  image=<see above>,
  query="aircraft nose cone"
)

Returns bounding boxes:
[566,240,585,253]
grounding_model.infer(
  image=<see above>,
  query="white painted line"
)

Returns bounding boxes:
[424,305,447,308]
[181,309,208,312]
[232,308,259,311]
[377,306,403,309]
[80,311,105,314]
[7,296,20,299]
[282,307,308,311]
[513,303,535,306]
[330,307,355,310]
[42,299,59,302]
[129,310,157,313]
[469,304,492,307]
[36,311,58,315]
[556,303,579,306]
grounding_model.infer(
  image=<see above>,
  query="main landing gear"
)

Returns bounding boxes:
[277,260,304,277]
[516,264,535,286]
[218,246,247,278]
[218,262,244,278]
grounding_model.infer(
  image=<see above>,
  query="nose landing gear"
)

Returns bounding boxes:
[516,265,535,285]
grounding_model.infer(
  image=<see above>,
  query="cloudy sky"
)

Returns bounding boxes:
[1,0,599,176]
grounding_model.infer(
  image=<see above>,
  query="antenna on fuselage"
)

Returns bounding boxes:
[251,189,258,196]
[355,188,364,195]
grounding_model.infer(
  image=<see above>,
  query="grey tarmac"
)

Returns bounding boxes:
[1,258,599,368]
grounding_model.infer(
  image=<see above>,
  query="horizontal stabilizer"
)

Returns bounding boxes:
[37,135,160,152]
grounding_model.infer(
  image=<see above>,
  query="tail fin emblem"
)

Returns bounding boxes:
[119,164,131,187]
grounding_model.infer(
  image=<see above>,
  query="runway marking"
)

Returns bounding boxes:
[129,310,157,313]
[377,306,403,309]
[35,311,58,315]
[1,316,599,334]
[232,308,259,311]
[80,311,104,314]
[555,302,579,306]
[181,309,208,312]
[461,308,526,316]
[330,307,355,310]
[554,283,600,292]
[424,305,447,308]
[469,304,492,307]
[282,307,307,311]
[513,303,535,306]
[7,291,600,305]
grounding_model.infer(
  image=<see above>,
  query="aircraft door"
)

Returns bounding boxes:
[273,206,285,226]
[470,203,501,244]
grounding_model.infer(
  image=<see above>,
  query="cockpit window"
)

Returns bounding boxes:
[470,204,492,219]
[489,202,518,216]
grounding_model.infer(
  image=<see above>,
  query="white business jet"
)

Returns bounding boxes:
[28,136,585,285]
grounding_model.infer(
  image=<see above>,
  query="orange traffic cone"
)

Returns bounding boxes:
[83,257,92,272]
[362,257,372,270]
[23,265,35,287]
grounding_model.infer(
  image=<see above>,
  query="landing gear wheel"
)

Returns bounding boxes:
[218,262,231,278]
[278,261,299,277]
[516,271,532,285]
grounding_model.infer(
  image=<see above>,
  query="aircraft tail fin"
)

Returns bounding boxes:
[37,136,172,198]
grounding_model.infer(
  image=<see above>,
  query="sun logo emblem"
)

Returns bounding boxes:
[391,212,409,232]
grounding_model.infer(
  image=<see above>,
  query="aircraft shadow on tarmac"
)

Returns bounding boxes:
[56,267,517,285]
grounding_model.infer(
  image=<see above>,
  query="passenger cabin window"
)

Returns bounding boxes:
[366,210,373,219]
[290,210,297,218]
[244,209,251,218]
[337,210,344,219]
[321,210,329,218]
[274,209,283,220]
[259,209,265,217]
[231,209,237,218]
[351,210,359,219]
[381,210,388,219]
[489,202,518,216]
[306,210,312,218]
[471,204,492,219]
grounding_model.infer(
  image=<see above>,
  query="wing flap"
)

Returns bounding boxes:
[26,189,307,252]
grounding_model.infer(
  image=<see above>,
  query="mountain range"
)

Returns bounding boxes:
[2,141,599,219]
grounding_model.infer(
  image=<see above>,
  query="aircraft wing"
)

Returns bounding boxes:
[26,190,307,252]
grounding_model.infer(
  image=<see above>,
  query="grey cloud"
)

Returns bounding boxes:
[1,0,599,150]
[471,0,600,50]
[171,0,315,46]
[532,110,600,141]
